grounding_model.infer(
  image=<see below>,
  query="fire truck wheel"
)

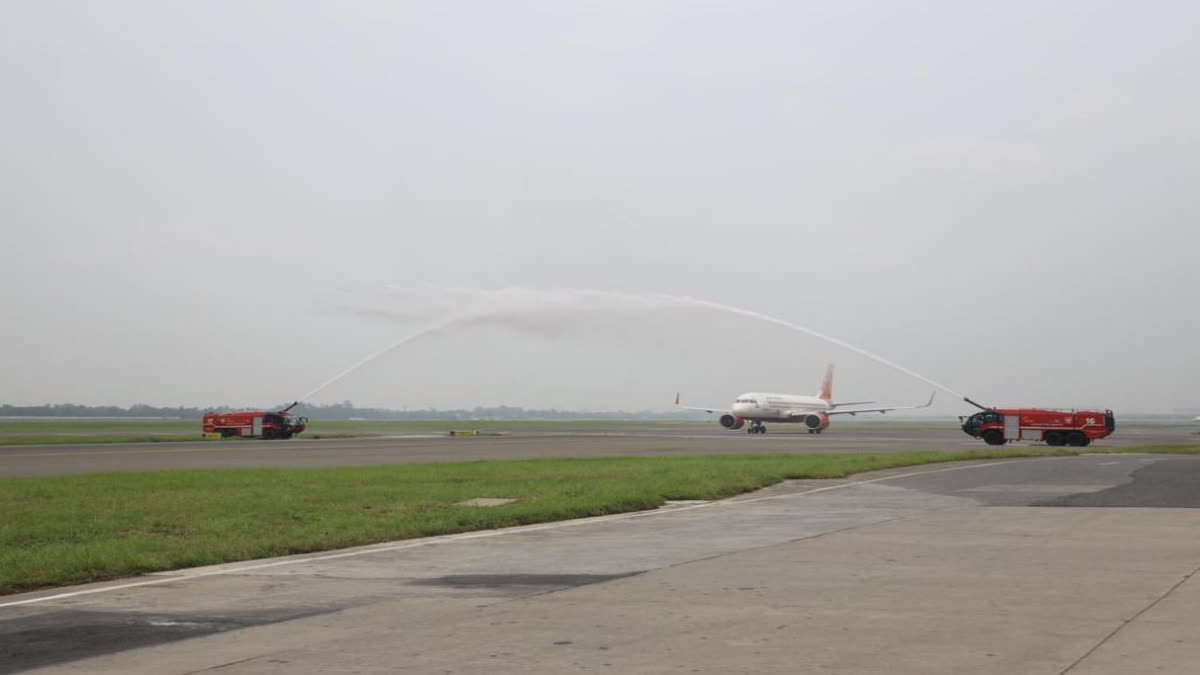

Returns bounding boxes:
[1045,432,1065,447]
[1066,431,1087,447]
[982,430,1005,446]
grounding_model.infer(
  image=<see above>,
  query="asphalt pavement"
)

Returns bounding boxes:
[0,422,1193,477]
[5,453,1200,673]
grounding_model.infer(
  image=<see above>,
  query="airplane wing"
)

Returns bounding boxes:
[816,392,936,417]
[674,393,729,415]
[829,400,874,408]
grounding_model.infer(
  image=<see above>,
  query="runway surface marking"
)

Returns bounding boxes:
[0,456,1050,609]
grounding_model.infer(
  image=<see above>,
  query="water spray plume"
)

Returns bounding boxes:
[299,319,461,402]
[301,288,971,404]
[301,289,689,401]
[669,295,969,400]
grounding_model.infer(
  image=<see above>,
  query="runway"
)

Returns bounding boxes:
[5,453,1200,674]
[0,422,1193,477]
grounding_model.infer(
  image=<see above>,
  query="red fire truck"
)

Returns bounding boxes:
[202,402,308,440]
[960,407,1115,446]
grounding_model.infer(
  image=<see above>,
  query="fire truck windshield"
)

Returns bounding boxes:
[961,411,1000,434]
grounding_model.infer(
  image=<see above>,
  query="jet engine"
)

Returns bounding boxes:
[719,414,745,430]
[803,413,830,431]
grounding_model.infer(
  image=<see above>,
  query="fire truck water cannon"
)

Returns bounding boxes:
[958,395,1115,447]
[202,401,309,440]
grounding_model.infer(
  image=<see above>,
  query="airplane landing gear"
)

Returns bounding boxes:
[747,422,767,434]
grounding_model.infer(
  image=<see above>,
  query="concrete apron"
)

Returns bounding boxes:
[6,458,1200,674]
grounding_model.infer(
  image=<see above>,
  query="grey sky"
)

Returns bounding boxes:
[2,1,1197,414]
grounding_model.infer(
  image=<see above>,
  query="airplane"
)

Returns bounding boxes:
[675,364,935,434]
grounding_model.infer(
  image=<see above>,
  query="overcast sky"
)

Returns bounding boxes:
[2,1,1197,414]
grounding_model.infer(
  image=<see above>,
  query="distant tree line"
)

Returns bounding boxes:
[0,401,704,421]
[0,403,204,418]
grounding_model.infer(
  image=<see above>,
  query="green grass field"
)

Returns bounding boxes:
[5,445,1198,595]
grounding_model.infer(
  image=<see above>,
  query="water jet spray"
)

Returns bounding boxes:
[302,288,981,407]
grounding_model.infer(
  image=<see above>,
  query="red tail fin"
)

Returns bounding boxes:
[818,365,833,402]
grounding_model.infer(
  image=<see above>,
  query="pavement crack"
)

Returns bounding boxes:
[1059,561,1200,674]
[650,505,971,578]
[181,654,265,674]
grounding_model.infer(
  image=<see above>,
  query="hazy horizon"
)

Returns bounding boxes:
[3,2,1197,416]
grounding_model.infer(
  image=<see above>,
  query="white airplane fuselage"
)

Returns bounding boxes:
[675,363,933,435]
[732,393,830,422]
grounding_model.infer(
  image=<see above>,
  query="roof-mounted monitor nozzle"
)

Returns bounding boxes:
[963,397,991,411]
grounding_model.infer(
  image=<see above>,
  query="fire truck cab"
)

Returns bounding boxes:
[961,408,1115,447]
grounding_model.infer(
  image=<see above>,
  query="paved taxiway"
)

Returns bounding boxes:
[0,423,1193,477]
[5,453,1200,673]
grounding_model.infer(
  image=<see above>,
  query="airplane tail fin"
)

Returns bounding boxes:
[818,364,833,402]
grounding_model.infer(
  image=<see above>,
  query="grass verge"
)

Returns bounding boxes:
[1107,442,1200,454]
[0,433,376,446]
[2,444,1198,595]
[0,435,203,446]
